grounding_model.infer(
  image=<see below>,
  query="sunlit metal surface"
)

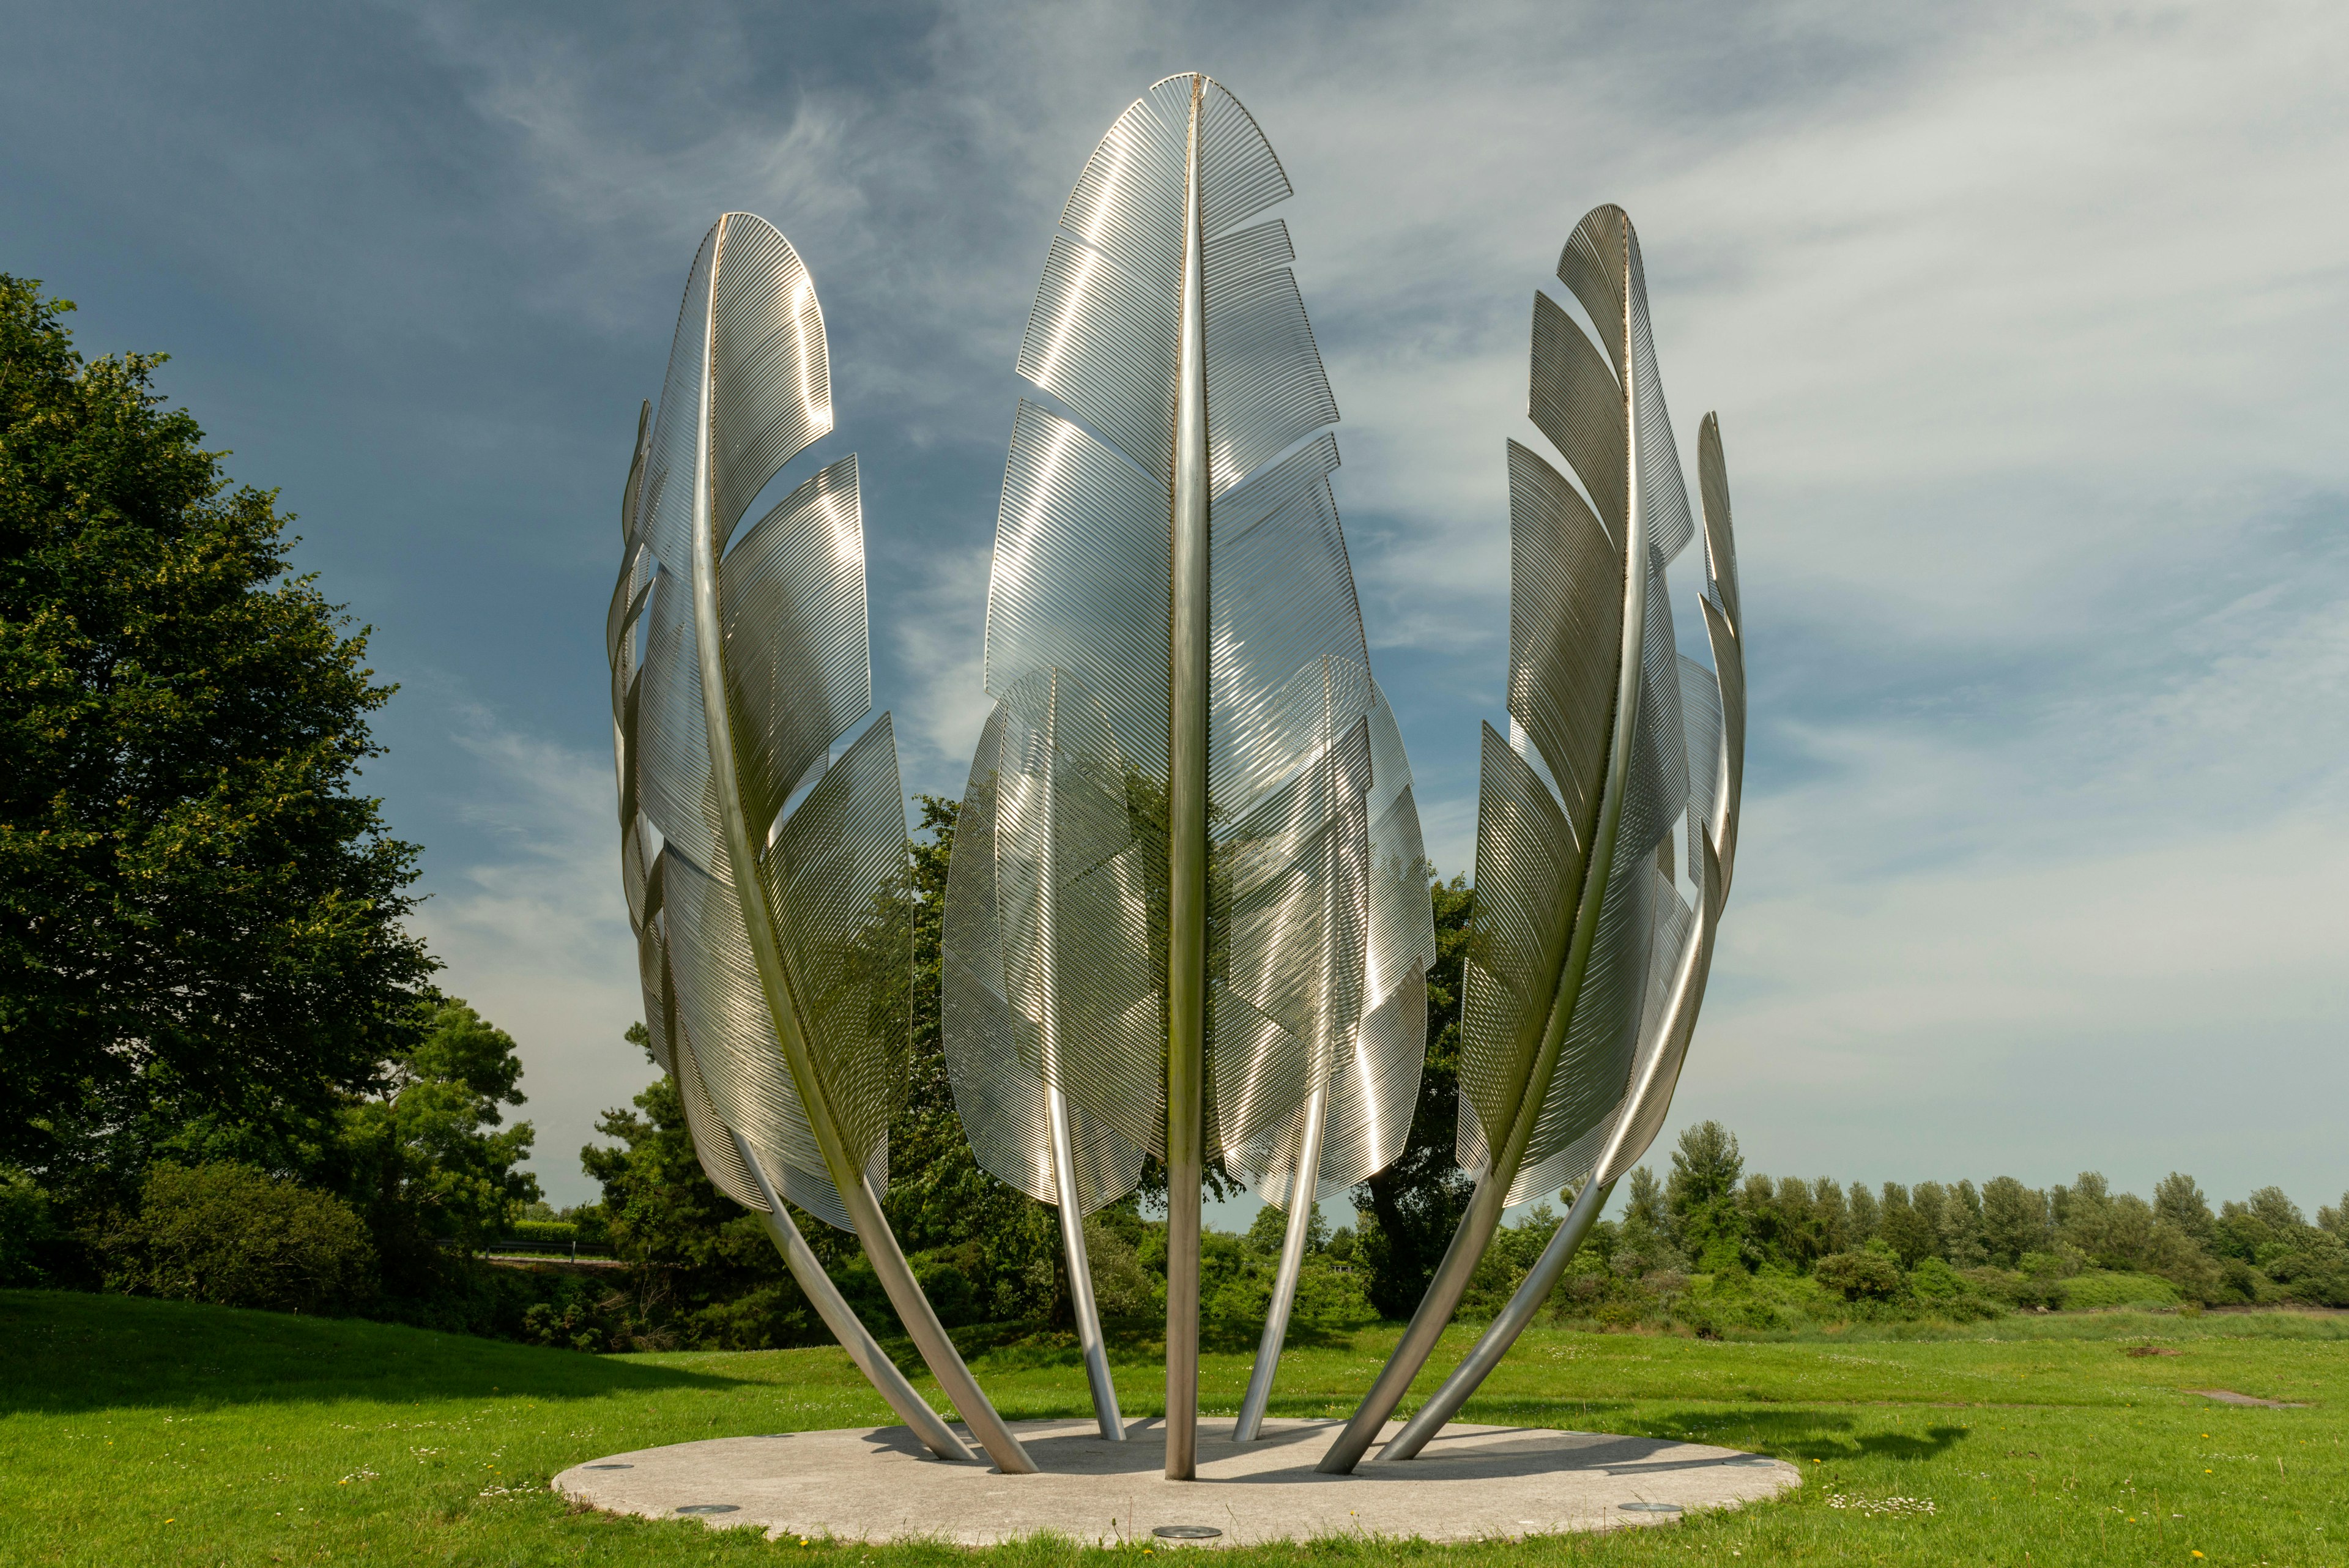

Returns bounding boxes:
[610,213,1032,1475]
[1321,206,1745,1476]
[946,74,1427,1478]
[729,1128,975,1464]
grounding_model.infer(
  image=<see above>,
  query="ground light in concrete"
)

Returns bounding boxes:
[552,1419,1802,1547]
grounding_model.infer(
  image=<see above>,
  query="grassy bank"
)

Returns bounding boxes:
[2,1288,2343,1564]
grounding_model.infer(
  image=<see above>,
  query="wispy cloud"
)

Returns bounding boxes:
[410,705,646,1203]
[11,0,2345,1209]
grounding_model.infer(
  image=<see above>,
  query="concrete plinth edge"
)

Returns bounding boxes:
[552,1417,1801,1546]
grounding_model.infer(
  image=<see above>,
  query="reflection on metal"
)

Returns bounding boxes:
[609,213,1032,1475]
[1233,683,1434,1440]
[1232,1079,1320,1442]
[730,1130,974,1463]
[1048,1083,1126,1439]
[942,74,1427,1482]
[1319,206,1745,1476]
[1165,75,1209,1485]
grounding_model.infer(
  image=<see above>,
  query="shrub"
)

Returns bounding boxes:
[2000,1251,2071,1309]
[2258,1233,2349,1307]
[1677,1266,1819,1335]
[1909,1257,2005,1321]
[2061,1269,2181,1310]
[107,1162,376,1316]
[1815,1249,1903,1302]
[1288,1256,1379,1340]
[1083,1216,1157,1321]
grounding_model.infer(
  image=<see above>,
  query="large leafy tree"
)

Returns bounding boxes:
[0,278,435,1177]
[340,998,539,1290]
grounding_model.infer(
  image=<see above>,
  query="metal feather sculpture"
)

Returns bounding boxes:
[609,213,1033,1474]
[1319,205,1745,1474]
[940,73,1433,1478]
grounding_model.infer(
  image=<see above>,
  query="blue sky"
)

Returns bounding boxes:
[7,1,2344,1219]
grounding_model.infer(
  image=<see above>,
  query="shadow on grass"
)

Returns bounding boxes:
[1627,1407,1972,1465]
[1375,1399,1974,1468]
[0,1288,746,1415]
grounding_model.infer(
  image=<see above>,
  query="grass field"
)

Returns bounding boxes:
[2,1289,2343,1565]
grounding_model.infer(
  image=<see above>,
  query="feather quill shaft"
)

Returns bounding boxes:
[1164,75,1210,1481]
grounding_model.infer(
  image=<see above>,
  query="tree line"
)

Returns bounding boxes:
[6,275,2342,1353]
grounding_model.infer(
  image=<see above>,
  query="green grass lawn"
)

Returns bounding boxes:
[3,1289,2343,1565]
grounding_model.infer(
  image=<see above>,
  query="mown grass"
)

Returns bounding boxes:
[2,1288,2343,1564]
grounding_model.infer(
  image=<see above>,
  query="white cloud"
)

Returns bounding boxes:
[24,0,2345,1211]
[885,538,999,802]
[410,707,647,1207]
[414,0,2349,1208]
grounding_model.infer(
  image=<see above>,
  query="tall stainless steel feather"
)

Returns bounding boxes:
[942,75,1428,1477]
[1321,205,1743,1475]
[612,213,1033,1474]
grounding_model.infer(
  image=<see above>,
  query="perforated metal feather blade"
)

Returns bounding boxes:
[1696,414,1745,892]
[1319,204,1746,1482]
[1456,202,1733,1210]
[943,77,1428,1221]
[605,212,907,1233]
[1540,424,1744,1198]
[1241,683,1436,1207]
[606,214,1038,1477]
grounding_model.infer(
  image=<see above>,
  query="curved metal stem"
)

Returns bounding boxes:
[1163,73,1209,1484]
[1234,1082,1327,1440]
[1380,1176,1615,1460]
[730,1130,974,1462]
[1314,1150,1505,1473]
[1031,671,1125,1441]
[691,220,1034,1476]
[1049,1085,1126,1439]
[1381,827,1721,1463]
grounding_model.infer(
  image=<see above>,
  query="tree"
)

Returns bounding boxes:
[1845,1180,1880,1244]
[1666,1121,1743,1209]
[1,278,434,1176]
[1737,1172,1789,1262]
[1911,1181,1950,1259]
[1943,1178,1988,1266]
[579,1024,828,1349]
[1808,1178,1852,1258]
[1666,1121,1746,1270]
[2240,1186,2306,1233]
[2156,1172,2216,1241]
[1353,872,1477,1318]
[1616,1165,1679,1271]
[1877,1182,1939,1269]
[1980,1176,2049,1267]
[338,998,539,1287]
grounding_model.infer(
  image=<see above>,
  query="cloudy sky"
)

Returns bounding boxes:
[8,1,2343,1218]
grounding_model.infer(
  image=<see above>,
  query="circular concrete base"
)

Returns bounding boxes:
[553,1418,1802,1547]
